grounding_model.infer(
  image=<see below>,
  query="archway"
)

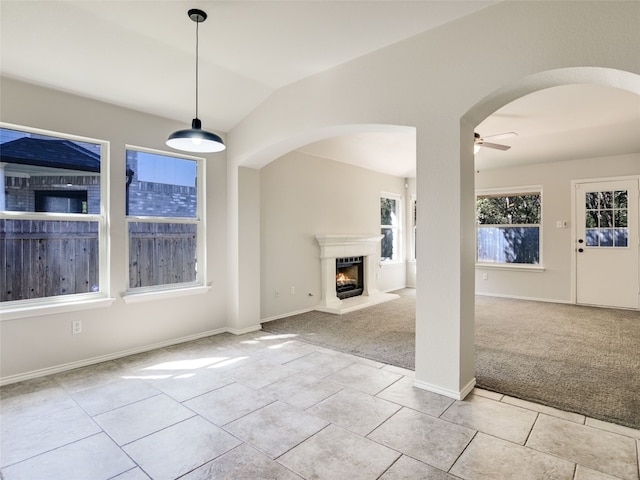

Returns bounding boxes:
[458,67,640,405]
[227,123,417,333]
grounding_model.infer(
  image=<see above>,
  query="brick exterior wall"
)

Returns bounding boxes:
[127,178,197,218]
[126,152,197,218]
[5,167,196,217]
[5,175,101,214]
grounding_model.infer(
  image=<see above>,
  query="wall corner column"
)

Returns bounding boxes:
[413,121,476,400]
[227,161,262,334]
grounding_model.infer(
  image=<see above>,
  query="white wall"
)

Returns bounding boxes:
[475,153,640,302]
[0,78,229,381]
[260,150,406,320]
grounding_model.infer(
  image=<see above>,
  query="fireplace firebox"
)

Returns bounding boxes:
[336,256,364,300]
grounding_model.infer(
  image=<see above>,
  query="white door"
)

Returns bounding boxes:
[575,178,639,309]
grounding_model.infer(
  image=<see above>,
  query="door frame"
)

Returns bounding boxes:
[570,175,640,307]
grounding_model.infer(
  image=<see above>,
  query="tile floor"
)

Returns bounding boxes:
[1,331,639,480]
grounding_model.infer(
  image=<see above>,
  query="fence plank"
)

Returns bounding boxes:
[2,220,196,301]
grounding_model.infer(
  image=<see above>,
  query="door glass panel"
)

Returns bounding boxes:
[615,210,627,228]
[614,190,627,209]
[585,190,628,248]
[599,191,613,209]
[599,229,614,247]
[585,192,598,209]
[585,229,599,246]
[615,229,628,247]
[586,211,598,228]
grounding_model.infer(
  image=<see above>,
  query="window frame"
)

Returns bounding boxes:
[380,191,402,264]
[409,194,417,262]
[122,145,207,300]
[0,122,113,320]
[475,186,544,270]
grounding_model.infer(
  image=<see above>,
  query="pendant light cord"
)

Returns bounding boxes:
[195,17,199,119]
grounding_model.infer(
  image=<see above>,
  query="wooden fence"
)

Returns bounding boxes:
[128,222,197,289]
[1,220,197,302]
[0,219,99,302]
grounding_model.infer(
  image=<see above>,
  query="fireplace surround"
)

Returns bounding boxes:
[315,234,399,314]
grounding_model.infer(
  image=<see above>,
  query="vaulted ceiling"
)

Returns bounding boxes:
[2,1,639,177]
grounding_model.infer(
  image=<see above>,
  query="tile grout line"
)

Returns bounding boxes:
[273,422,333,463]
[361,404,463,476]
[171,443,246,480]
[523,411,540,446]
[375,454,403,480]
[0,431,121,473]
[446,429,479,474]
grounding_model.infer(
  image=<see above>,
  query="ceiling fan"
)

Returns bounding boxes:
[474,131,518,152]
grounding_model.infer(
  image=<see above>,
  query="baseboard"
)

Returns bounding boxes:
[226,324,263,335]
[261,308,314,324]
[413,377,476,400]
[0,326,244,386]
[475,292,573,304]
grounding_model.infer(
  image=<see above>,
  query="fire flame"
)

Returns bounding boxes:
[336,273,349,283]
[336,272,356,286]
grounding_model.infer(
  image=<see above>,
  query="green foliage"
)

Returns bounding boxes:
[381,198,396,225]
[477,194,540,225]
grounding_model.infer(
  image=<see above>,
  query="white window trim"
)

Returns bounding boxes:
[121,283,211,304]
[0,123,112,319]
[475,263,546,272]
[124,145,206,294]
[475,185,543,268]
[409,194,417,263]
[380,191,403,264]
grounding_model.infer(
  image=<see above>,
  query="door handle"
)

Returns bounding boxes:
[578,248,584,253]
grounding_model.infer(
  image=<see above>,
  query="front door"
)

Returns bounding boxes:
[575,178,639,309]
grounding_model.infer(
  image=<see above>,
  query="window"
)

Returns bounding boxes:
[585,190,627,247]
[410,195,417,261]
[125,147,205,291]
[476,189,541,265]
[35,190,88,213]
[0,124,108,304]
[380,193,401,262]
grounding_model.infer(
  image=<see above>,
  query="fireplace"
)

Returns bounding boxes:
[315,235,399,314]
[336,256,364,299]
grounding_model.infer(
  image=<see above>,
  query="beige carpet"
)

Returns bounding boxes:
[262,291,640,429]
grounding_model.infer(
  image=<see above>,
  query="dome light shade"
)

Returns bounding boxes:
[167,118,225,153]
[167,9,225,154]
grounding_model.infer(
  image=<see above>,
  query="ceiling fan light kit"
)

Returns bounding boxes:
[166,8,225,154]
[474,131,517,153]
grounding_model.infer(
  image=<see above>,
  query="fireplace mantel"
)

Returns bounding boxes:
[315,234,399,314]
[316,234,382,259]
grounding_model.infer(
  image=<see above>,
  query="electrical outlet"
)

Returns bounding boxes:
[290,286,295,295]
[482,273,488,281]
[274,289,280,298]
[72,320,82,334]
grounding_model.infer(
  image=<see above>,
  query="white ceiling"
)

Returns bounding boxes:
[474,84,640,173]
[0,0,496,131]
[1,1,639,178]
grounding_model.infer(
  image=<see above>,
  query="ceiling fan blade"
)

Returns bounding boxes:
[482,131,518,141]
[480,141,511,151]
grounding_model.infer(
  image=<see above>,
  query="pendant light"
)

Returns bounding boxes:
[167,9,225,153]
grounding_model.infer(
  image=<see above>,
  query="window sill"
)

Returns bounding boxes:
[380,261,403,268]
[0,295,116,321]
[122,284,212,304]
[476,263,545,272]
